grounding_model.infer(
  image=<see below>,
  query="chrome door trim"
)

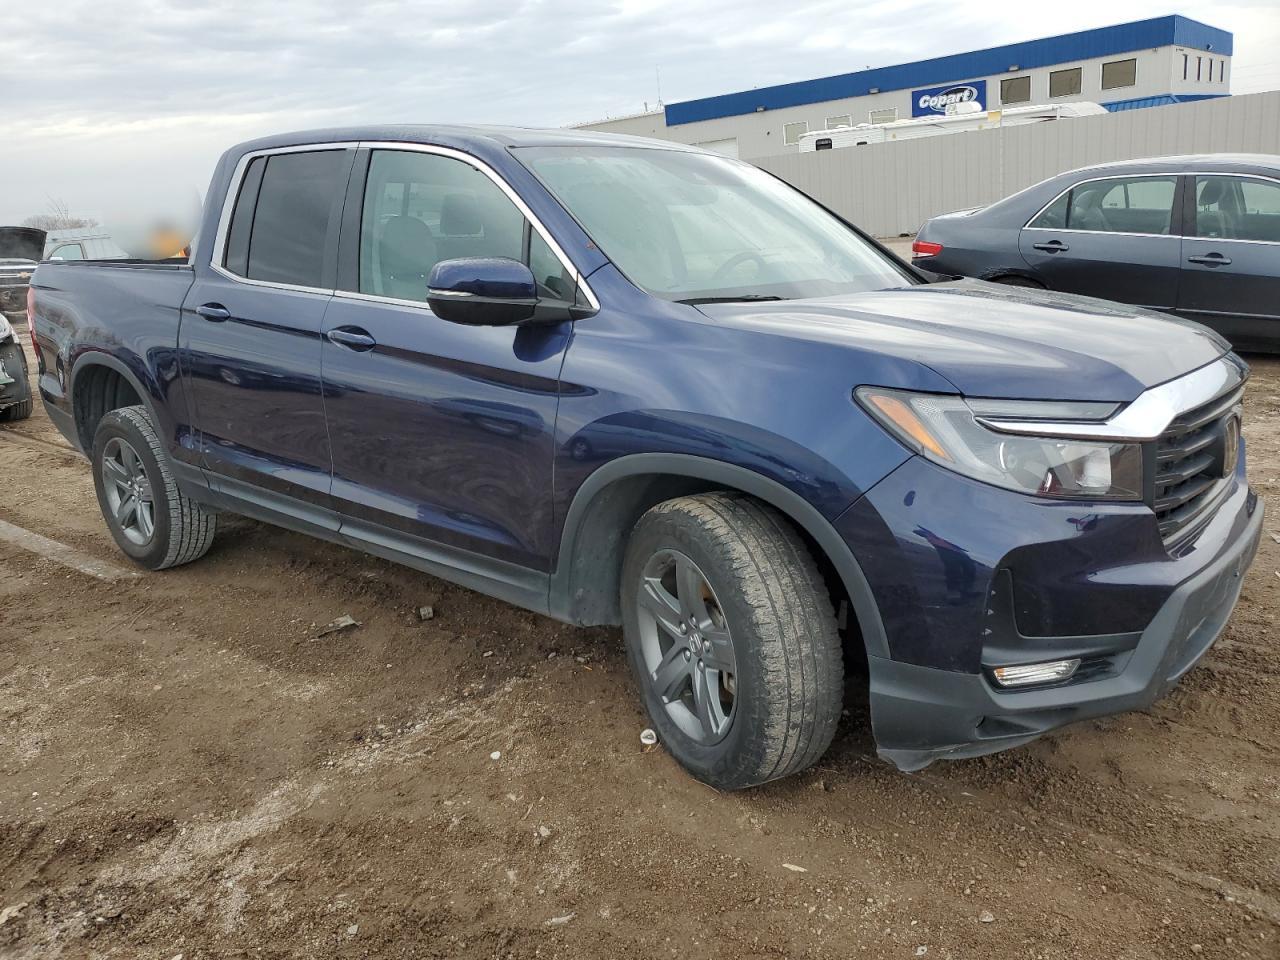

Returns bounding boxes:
[206,139,602,310]
[1022,171,1181,233]
[355,140,600,310]
[208,142,359,296]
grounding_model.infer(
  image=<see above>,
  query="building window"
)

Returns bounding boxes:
[1101,58,1137,90]
[1182,53,1188,80]
[1196,56,1203,81]
[783,121,808,146]
[1001,75,1032,104]
[825,114,852,129]
[868,108,898,124]
[1049,67,1082,98]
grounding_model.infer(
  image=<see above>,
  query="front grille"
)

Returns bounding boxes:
[1148,382,1243,543]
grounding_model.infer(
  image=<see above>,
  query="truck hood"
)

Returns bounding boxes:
[0,227,46,262]
[695,279,1230,401]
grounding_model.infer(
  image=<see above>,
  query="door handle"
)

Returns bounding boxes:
[326,326,377,351]
[195,303,231,322]
[1187,253,1231,267]
[1032,240,1069,253]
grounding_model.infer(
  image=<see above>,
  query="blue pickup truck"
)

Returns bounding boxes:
[30,127,1263,789]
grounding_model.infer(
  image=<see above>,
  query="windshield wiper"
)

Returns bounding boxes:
[675,294,786,305]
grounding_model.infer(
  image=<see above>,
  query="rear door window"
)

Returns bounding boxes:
[222,149,351,288]
[1030,176,1176,235]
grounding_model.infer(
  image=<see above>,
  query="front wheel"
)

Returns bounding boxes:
[621,493,843,790]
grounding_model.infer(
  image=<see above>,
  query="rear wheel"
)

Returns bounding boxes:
[92,405,217,570]
[621,493,843,790]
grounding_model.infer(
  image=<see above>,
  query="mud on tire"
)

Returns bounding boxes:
[91,405,217,570]
[621,492,843,790]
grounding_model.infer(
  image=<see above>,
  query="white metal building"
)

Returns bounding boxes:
[577,15,1233,160]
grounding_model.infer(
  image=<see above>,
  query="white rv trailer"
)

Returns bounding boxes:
[797,101,1108,152]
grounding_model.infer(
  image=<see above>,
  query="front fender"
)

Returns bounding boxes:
[549,451,891,658]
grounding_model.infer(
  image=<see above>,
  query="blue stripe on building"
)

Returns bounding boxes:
[664,15,1233,126]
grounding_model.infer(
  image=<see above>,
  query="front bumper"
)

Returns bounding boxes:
[836,451,1263,771]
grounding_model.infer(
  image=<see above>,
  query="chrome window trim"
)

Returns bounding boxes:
[1023,170,1280,239]
[207,140,600,310]
[1022,172,1180,233]
[1022,227,1179,240]
[1185,172,1280,245]
[353,141,599,310]
[208,141,359,296]
[976,356,1245,442]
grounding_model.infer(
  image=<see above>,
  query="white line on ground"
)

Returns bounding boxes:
[0,518,139,582]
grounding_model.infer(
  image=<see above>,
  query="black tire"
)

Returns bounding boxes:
[621,492,843,790]
[0,397,32,421]
[990,274,1044,288]
[0,340,32,422]
[91,405,217,570]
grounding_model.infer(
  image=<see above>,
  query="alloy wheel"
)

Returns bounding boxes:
[635,549,738,744]
[100,437,155,546]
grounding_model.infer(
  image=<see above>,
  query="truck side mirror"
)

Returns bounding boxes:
[426,258,538,327]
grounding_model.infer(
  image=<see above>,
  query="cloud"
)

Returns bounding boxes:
[1,0,1275,223]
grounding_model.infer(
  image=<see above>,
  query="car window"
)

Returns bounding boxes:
[357,150,526,302]
[230,150,350,288]
[528,229,577,302]
[1028,190,1069,229]
[1030,176,1175,235]
[1194,175,1280,243]
[247,151,350,287]
[49,243,84,260]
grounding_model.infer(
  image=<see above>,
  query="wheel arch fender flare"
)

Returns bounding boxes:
[68,350,165,448]
[549,452,890,658]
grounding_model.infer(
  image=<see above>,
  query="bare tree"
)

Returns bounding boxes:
[21,196,98,231]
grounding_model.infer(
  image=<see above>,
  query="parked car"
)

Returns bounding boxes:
[912,154,1280,352]
[30,128,1262,789]
[0,226,45,326]
[43,228,129,262]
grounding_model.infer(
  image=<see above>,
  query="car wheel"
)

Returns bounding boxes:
[621,492,843,790]
[990,274,1044,288]
[0,342,32,421]
[0,397,32,421]
[92,405,217,570]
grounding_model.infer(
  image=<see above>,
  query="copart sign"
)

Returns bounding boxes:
[911,80,986,117]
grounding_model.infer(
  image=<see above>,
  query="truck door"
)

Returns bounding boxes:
[179,146,355,521]
[1018,173,1182,311]
[1177,173,1280,350]
[319,146,577,571]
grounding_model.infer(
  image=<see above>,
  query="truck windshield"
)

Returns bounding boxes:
[516,146,914,303]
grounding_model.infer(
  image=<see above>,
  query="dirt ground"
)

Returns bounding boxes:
[1,329,1277,960]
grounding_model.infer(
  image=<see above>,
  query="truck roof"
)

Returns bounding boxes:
[230,124,704,156]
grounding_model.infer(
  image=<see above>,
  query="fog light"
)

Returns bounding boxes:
[991,658,1080,688]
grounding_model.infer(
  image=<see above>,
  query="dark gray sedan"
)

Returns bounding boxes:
[913,154,1280,352]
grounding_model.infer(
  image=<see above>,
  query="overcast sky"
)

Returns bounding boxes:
[2,0,1277,224]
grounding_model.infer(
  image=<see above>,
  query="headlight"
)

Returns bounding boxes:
[0,314,11,341]
[856,387,1143,500]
